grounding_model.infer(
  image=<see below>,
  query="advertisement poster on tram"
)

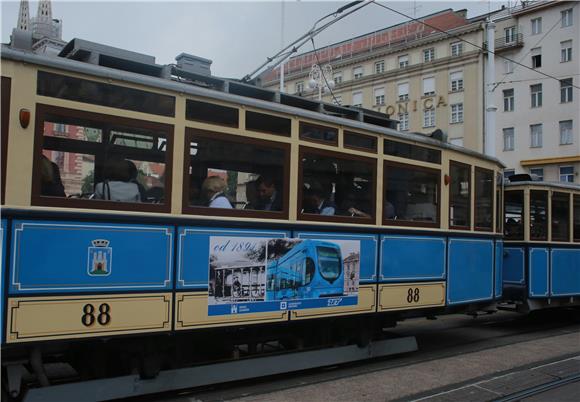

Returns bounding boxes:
[207,236,360,315]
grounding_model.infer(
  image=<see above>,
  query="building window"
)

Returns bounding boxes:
[504,169,515,180]
[423,48,435,62]
[561,40,572,62]
[560,166,575,182]
[422,77,435,96]
[295,81,304,94]
[562,9,573,28]
[353,66,364,80]
[504,60,514,74]
[398,54,409,68]
[352,91,363,107]
[333,72,342,84]
[530,84,542,108]
[334,95,342,106]
[374,87,385,105]
[450,103,463,124]
[505,26,516,43]
[451,42,463,57]
[423,108,436,128]
[561,78,573,103]
[450,71,463,92]
[503,127,515,151]
[530,124,543,148]
[398,112,409,131]
[560,120,573,145]
[503,89,515,111]
[529,167,544,181]
[531,47,542,68]
[531,17,542,35]
[374,60,385,74]
[398,82,409,101]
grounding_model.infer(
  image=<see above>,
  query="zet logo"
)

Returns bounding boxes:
[230,304,238,314]
[280,301,287,310]
[327,298,342,306]
[88,239,112,277]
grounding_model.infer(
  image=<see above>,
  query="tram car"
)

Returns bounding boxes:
[1,37,505,400]
[266,240,344,300]
[502,176,580,312]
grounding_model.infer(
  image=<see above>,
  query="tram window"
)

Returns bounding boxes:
[305,257,315,285]
[344,131,377,152]
[299,122,338,145]
[505,190,524,240]
[552,192,570,242]
[530,190,548,241]
[475,168,493,231]
[184,129,289,217]
[449,162,471,229]
[496,173,503,233]
[185,99,239,127]
[246,111,291,137]
[37,71,175,117]
[574,195,580,242]
[299,147,375,222]
[383,161,440,227]
[384,139,441,164]
[33,105,172,211]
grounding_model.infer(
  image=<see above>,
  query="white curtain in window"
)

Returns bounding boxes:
[352,91,363,105]
[398,82,409,97]
[423,77,435,94]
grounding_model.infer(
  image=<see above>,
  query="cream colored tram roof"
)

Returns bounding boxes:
[505,181,580,192]
[2,45,503,167]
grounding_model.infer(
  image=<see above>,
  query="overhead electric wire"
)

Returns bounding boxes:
[372,1,580,90]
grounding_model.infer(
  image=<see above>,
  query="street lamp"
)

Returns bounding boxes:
[308,64,335,101]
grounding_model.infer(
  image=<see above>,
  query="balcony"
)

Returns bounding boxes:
[485,33,524,53]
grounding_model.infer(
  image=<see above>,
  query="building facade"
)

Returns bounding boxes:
[494,1,579,183]
[261,9,489,152]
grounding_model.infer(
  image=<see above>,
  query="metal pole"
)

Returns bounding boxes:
[484,18,497,157]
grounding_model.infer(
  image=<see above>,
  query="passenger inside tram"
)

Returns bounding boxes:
[94,157,141,202]
[40,154,66,197]
[251,175,282,211]
[201,176,233,208]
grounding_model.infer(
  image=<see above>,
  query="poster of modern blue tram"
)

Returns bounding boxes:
[208,237,360,315]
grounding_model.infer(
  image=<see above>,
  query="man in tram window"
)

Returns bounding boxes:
[305,181,336,216]
[252,175,282,211]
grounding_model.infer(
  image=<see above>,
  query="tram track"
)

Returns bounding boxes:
[130,309,580,402]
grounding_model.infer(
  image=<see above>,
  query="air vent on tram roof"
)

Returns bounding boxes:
[59,38,168,78]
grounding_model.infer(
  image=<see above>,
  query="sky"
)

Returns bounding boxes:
[1,0,508,79]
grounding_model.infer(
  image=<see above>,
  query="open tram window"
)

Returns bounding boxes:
[298,147,376,223]
[530,190,548,241]
[504,190,524,240]
[184,129,289,218]
[383,161,440,227]
[552,192,570,242]
[574,195,580,242]
[32,104,173,212]
[475,168,494,231]
[449,161,471,229]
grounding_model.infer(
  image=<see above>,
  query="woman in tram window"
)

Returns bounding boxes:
[202,176,233,209]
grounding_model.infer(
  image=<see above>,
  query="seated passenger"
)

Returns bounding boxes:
[94,158,141,202]
[251,175,282,211]
[304,182,335,216]
[384,201,396,219]
[127,160,147,201]
[202,176,233,208]
[40,155,66,197]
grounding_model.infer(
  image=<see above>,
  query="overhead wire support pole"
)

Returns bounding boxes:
[241,0,373,83]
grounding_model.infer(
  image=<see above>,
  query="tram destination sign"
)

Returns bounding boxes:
[208,237,360,315]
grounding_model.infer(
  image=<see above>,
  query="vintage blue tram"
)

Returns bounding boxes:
[266,240,344,300]
[1,38,506,400]
[502,177,580,312]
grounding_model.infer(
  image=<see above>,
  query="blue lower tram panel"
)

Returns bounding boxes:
[447,238,494,305]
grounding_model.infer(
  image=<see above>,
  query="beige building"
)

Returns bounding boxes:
[261,9,491,152]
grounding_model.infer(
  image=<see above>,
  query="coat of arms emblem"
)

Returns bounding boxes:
[88,239,112,276]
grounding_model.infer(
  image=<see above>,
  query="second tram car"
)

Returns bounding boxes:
[502,177,580,312]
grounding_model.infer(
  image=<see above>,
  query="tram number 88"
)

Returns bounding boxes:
[81,303,111,327]
[406,288,420,304]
